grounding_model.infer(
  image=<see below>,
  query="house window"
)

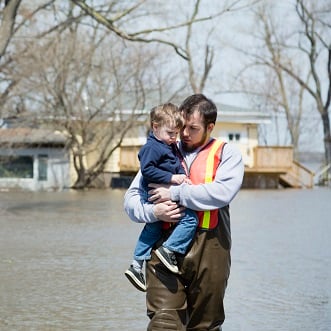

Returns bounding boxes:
[38,154,48,181]
[228,133,241,142]
[0,156,33,178]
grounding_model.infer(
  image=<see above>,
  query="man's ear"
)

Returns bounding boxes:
[207,123,214,133]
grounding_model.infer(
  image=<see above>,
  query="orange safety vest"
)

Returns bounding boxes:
[187,139,226,229]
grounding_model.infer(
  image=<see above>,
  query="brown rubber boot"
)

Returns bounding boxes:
[147,309,186,331]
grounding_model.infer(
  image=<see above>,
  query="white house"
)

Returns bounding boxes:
[108,102,271,173]
[0,128,71,191]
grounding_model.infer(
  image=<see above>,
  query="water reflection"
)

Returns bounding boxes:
[0,188,330,330]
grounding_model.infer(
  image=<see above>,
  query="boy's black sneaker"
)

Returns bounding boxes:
[124,265,146,292]
[155,246,179,274]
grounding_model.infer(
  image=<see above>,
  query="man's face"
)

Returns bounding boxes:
[180,110,213,152]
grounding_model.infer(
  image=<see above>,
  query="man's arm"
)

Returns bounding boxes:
[124,171,157,224]
[149,144,244,210]
[124,170,184,223]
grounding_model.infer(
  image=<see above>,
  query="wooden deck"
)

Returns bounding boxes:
[243,146,314,189]
[116,145,315,189]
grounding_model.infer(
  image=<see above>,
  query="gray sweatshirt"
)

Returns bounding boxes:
[124,140,244,224]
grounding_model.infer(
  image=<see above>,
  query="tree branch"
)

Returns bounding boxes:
[0,0,22,58]
[70,0,190,60]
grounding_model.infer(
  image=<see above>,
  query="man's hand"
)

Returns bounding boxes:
[153,201,184,223]
[148,183,172,203]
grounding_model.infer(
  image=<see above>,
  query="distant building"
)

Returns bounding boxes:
[0,128,71,191]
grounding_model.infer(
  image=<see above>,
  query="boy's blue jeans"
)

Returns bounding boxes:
[134,208,198,261]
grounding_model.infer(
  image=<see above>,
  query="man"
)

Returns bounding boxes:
[124,94,244,330]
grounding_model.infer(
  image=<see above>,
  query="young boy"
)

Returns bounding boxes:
[124,103,198,292]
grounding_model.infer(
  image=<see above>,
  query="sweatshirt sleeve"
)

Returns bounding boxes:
[170,144,244,210]
[139,145,173,184]
[123,170,159,224]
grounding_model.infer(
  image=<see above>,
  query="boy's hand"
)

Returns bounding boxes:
[170,174,188,185]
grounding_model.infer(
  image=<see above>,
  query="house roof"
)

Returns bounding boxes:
[142,95,272,124]
[108,103,271,125]
[216,103,271,124]
[0,128,67,146]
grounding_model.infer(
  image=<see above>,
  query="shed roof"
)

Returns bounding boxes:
[0,128,67,146]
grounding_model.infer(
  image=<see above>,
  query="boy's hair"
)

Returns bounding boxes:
[179,94,217,128]
[150,103,184,129]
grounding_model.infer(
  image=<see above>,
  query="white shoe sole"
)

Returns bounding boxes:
[124,269,146,292]
[155,249,179,274]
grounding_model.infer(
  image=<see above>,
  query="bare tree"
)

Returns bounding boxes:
[71,0,260,93]
[264,0,331,178]
[289,0,331,179]
[233,0,331,179]
[70,0,221,61]
[0,1,77,115]
[0,0,22,58]
[242,4,308,151]
[183,0,260,93]
[11,20,173,188]
[0,1,66,59]
[184,0,214,93]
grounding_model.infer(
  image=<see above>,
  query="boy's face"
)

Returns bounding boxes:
[153,123,179,145]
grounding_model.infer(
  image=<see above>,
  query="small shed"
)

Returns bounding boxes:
[0,128,71,191]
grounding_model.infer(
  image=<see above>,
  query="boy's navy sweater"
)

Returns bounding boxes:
[138,132,185,191]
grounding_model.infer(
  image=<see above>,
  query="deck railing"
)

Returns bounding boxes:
[253,146,293,170]
[250,146,314,188]
[279,160,315,188]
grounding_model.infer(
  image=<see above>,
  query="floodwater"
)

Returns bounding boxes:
[0,188,330,331]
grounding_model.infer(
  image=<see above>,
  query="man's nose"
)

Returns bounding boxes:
[181,126,188,136]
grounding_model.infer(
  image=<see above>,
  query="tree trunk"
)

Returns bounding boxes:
[72,168,88,189]
[321,109,331,183]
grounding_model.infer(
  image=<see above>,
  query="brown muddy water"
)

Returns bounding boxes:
[0,188,330,331]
